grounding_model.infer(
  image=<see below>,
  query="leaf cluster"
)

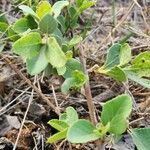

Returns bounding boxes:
[48,94,132,143]
[96,43,150,89]
[0,0,95,94]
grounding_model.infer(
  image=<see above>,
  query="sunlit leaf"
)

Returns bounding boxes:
[0,22,8,32]
[101,94,132,134]
[47,129,67,143]
[78,0,95,13]
[52,1,69,18]
[26,45,48,75]
[120,43,131,65]
[48,119,68,131]
[65,107,78,125]
[13,16,37,33]
[67,119,99,143]
[36,1,52,19]
[13,32,42,59]
[129,51,150,77]
[46,37,67,68]
[19,5,38,19]
[107,66,127,82]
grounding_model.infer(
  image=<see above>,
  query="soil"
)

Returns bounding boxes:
[0,0,150,150]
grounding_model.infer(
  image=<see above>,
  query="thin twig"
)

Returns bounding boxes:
[97,1,135,50]
[0,54,59,115]
[51,84,61,114]
[0,87,30,115]
[13,89,34,150]
[79,45,97,125]
[132,0,149,29]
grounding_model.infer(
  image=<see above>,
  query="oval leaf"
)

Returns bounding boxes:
[26,45,48,75]
[120,43,131,65]
[63,58,82,78]
[101,94,132,135]
[48,119,68,131]
[106,66,127,82]
[13,32,42,59]
[79,1,95,13]
[67,119,100,143]
[131,128,150,150]
[36,1,52,19]
[52,1,69,18]
[13,16,37,34]
[46,37,67,68]
[104,43,121,69]
[130,51,150,77]
[61,70,87,94]
[47,129,67,143]
[66,107,78,125]
[61,78,75,94]
[19,5,38,19]
[39,13,57,34]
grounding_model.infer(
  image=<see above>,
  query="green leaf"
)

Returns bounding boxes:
[48,119,68,131]
[44,64,57,77]
[68,35,82,47]
[52,1,69,18]
[67,119,100,143]
[96,123,110,137]
[61,78,75,94]
[7,26,20,41]
[13,32,42,59]
[131,128,150,150]
[36,1,52,19]
[72,70,87,87]
[63,58,82,78]
[39,13,57,34]
[0,22,8,32]
[59,113,67,121]
[65,107,78,125]
[0,12,8,23]
[76,0,83,7]
[61,70,87,94]
[57,66,66,75]
[57,15,66,33]
[126,71,150,89]
[97,66,127,82]
[13,16,37,33]
[108,116,128,135]
[104,43,121,69]
[68,6,78,28]
[13,18,29,34]
[120,43,131,65]
[129,51,150,77]
[78,1,95,13]
[106,66,127,82]
[101,94,132,135]
[46,37,67,68]
[47,129,67,143]
[19,5,38,19]
[26,45,48,75]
